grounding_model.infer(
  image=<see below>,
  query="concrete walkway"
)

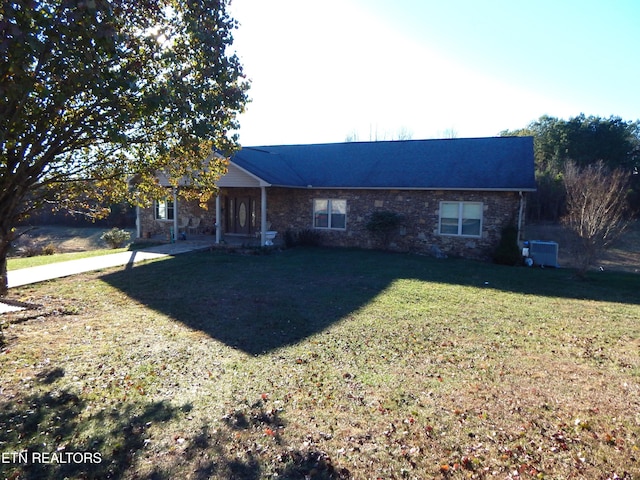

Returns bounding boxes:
[7,239,217,289]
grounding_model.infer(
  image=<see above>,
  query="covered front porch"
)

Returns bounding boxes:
[212,161,278,246]
[137,163,278,247]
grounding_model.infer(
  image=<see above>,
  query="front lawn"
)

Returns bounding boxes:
[6,248,131,271]
[1,248,638,479]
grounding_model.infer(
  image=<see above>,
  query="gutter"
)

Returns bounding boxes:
[264,185,537,192]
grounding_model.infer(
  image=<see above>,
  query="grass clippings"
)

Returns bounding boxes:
[1,247,639,479]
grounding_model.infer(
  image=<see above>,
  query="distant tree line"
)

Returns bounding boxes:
[19,203,136,228]
[501,114,640,222]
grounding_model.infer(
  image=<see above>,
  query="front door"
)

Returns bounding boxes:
[226,196,255,235]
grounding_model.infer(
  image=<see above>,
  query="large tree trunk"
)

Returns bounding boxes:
[1,187,24,297]
[0,230,12,297]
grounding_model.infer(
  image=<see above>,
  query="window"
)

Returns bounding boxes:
[155,198,175,220]
[439,201,482,237]
[313,199,346,230]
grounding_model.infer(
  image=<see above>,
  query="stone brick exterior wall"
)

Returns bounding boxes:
[263,187,524,260]
[139,187,525,260]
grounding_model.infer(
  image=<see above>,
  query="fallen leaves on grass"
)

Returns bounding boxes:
[1,249,639,478]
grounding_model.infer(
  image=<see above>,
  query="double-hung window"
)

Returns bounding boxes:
[439,201,482,237]
[313,199,346,230]
[155,198,175,221]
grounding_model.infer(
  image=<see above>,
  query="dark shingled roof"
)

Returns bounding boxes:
[231,136,536,191]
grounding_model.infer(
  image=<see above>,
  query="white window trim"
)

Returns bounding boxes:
[313,199,347,230]
[155,198,175,221]
[438,201,483,237]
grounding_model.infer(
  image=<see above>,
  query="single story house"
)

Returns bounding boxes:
[138,136,536,259]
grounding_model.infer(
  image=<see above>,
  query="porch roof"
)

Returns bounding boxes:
[228,136,536,191]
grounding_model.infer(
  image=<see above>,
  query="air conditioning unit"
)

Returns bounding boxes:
[527,240,559,267]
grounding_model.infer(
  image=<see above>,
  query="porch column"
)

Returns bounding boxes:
[135,205,141,239]
[260,186,267,246]
[215,194,221,244]
[172,187,178,243]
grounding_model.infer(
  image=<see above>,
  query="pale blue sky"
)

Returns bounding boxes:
[228,0,639,146]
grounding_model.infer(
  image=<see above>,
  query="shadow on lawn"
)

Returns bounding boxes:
[0,367,350,480]
[101,248,640,356]
[0,379,178,479]
[102,248,402,355]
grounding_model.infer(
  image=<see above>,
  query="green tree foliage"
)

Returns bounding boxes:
[0,0,250,294]
[501,114,640,222]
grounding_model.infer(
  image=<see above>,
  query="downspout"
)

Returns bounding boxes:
[260,186,267,246]
[517,191,525,244]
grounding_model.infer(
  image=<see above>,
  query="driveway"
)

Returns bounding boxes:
[6,240,217,289]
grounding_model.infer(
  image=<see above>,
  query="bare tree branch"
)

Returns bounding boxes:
[562,161,632,274]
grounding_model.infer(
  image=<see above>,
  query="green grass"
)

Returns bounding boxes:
[6,248,130,270]
[7,241,165,271]
[1,248,639,479]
